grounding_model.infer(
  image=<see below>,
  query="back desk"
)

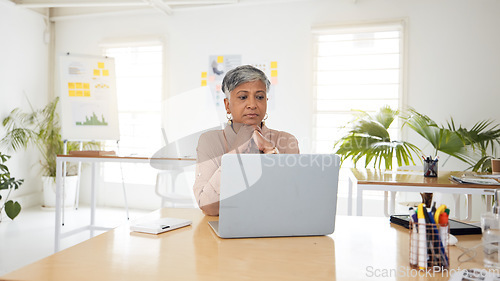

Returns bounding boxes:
[2,208,486,281]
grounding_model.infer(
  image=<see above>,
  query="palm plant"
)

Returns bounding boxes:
[334,106,421,169]
[403,108,500,172]
[1,97,97,177]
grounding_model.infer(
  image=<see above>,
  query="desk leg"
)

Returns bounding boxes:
[347,177,353,216]
[453,194,461,220]
[90,162,97,238]
[356,187,363,216]
[383,191,397,217]
[486,195,493,212]
[390,191,396,215]
[54,158,63,253]
[383,191,389,217]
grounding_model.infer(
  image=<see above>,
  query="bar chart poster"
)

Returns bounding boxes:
[59,54,120,141]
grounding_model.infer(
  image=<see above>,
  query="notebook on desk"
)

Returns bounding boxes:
[208,154,340,238]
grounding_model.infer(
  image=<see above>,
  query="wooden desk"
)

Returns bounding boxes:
[54,155,196,253]
[348,168,496,218]
[2,208,487,281]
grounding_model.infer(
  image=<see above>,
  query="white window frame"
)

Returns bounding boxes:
[98,37,167,185]
[311,19,408,154]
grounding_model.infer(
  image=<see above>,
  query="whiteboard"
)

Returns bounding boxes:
[59,54,120,141]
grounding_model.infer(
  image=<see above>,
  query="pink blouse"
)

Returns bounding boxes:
[193,123,300,216]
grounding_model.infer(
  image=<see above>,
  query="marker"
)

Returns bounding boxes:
[434,204,447,225]
[417,203,427,269]
[439,212,449,247]
[427,209,449,267]
[409,207,418,266]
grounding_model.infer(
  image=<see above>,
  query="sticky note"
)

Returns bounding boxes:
[94,69,100,76]
[216,84,222,91]
[201,80,207,86]
[208,75,215,82]
[271,61,278,68]
[271,77,278,85]
[102,69,109,76]
[201,72,207,78]
[69,90,76,97]
[76,91,83,96]
[271,70,278,77]
[217,56,224,63]
[83,83,90,89]
[98,62,104,69]
[68,82,75,89]
[76,83,83,89]
[84,91,90,97]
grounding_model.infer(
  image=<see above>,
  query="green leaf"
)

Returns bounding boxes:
[5,200,21,220]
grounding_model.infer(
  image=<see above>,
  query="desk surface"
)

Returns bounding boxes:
[57,154,196,161]
[350,168,496,188]
[2,208,486,281]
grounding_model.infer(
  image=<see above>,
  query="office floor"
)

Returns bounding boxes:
[0,205,151,276]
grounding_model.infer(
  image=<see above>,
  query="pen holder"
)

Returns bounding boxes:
[424,159,438,177]
[409,221,449,269]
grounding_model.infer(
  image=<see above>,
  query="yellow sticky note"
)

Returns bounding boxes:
[98,62,104,69]
[271,61,278,68]
[76,83,83,89]
[102,69,109,76]
[68,82,75,89]
[271,70,278,77]
[83,83,90,89]
[201,72,207,78]
[201,80,207,86]
[69,90,76,97]
[84,91,91,97]
[217,56,224,63]
[94,69,100,76]
[76,91,83,97]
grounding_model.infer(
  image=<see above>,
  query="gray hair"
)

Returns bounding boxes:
[221,65,271,100]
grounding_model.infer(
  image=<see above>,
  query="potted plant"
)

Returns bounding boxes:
[334,106,422,170]
[403,108,500,172]
[1,97,97,208]
[0,152,24,221]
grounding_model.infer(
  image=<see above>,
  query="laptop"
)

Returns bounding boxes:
[208,154,340,238]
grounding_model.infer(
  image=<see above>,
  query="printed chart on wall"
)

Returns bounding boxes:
[59,54,120,141]
[206,55,241,109]
[201,56,278,110]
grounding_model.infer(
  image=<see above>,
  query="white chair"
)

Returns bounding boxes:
[152,126,220,208]
[155,168,196,208]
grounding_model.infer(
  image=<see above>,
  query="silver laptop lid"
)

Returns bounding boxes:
[218,154,340,238]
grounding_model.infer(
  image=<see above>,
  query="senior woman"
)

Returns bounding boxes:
[193,65,300,216]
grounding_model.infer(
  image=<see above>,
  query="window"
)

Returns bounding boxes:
[101,43,164,184]
[312,21,406,154]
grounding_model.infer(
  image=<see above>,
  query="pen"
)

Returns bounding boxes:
[422,206,437,267]
[417,203,427,269]
[427,209,449,267]
[161,225,170,229]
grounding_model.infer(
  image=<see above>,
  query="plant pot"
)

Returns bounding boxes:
[42,176,78,208]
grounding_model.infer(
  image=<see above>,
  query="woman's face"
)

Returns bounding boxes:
[224,80,267,126]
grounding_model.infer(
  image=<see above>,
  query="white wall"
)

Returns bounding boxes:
[0,1,50,208]
[48,0,500,215]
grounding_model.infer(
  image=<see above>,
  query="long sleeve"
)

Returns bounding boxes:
[192,132,224,216]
